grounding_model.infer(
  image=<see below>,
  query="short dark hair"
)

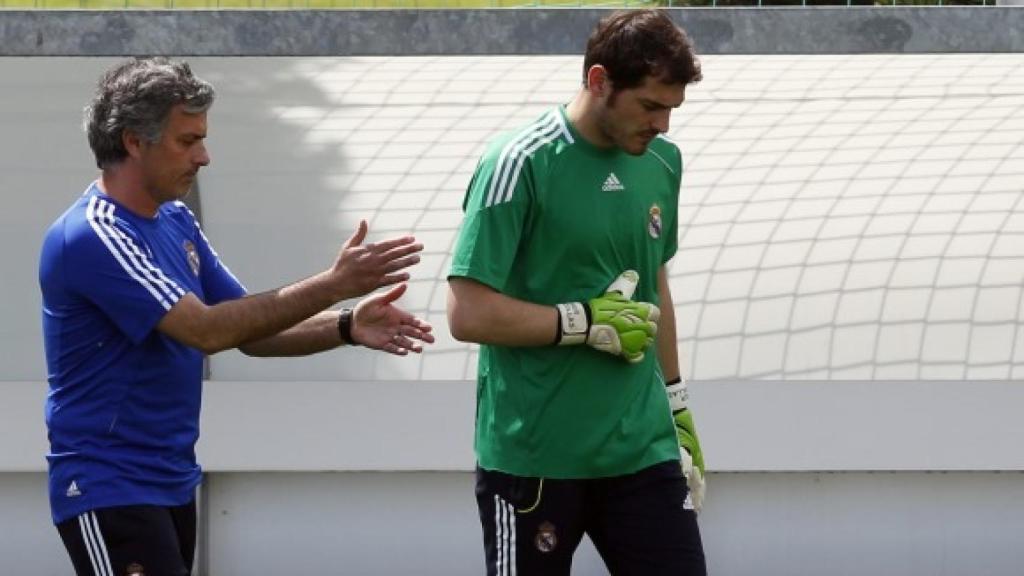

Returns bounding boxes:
[583,10,702,93]
[84,57,215,169]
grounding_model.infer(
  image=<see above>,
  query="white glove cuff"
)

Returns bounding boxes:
[666,379,689,413]
[556,302,588,346]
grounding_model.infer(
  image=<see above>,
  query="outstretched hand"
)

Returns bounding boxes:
[351,284,435,355]
[332,220,424,300]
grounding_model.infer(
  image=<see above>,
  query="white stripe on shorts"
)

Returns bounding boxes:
[493,495,516,576]
[78,512,114,576]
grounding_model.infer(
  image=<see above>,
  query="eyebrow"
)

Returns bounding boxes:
[640,98,681,110]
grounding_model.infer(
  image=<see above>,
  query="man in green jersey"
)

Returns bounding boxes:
[447,9,707,576]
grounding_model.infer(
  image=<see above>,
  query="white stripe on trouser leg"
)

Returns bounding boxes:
[494,495,504,576]
[507,500,516,576]
[88,513,114,576]
[78,513,113,576]
[77,515,104,576]
[494,495,518,576]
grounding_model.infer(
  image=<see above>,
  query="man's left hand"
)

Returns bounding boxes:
[351,284,435,355]
[674,407,705,513]
[667,378,706,513]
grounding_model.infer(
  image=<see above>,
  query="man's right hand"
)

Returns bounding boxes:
[556,270,660,363]
[331,220,424,300]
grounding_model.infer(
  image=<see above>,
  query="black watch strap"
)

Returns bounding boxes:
[337,308,357,346]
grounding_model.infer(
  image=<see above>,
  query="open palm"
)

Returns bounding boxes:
[351,284,434,355]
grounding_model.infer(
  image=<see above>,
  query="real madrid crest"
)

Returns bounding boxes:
[183,240,200,277]
[648,203,662,239]
[535,521,558,553]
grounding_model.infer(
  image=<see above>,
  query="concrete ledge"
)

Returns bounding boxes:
[0,8,1022,56]
[7,379,1024,472]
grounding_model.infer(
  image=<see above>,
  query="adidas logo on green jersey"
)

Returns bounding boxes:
[601,173,625,192]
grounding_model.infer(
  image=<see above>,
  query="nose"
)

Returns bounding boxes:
[195,142,211,167]
[652,109,671,134]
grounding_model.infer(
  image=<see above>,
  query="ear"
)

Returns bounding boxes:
[122,130,144,160]
[586,64,611,98]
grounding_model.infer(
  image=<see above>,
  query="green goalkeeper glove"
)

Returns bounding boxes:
[555,270,660,363]
[666,377,706,512]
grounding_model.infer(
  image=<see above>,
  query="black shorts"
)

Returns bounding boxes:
[56,500,196,576]
[476,460,706,576]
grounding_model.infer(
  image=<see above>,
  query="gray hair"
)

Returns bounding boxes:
[84,57,215,169]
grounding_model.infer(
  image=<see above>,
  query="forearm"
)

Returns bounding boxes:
[447,277,559,347]
[159,271,341,354]
[239,310,342,357]
[656,266,681,381]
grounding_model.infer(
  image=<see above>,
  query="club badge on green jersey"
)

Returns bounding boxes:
[648,204,663,239]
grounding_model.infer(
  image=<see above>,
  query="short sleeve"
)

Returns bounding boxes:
[68,203,188,344]
[449,139,534,292]
[662,146,683,264]
[187,216,247,305]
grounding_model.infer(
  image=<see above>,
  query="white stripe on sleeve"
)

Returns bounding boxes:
[494,108,575,206]
[85,196,172,311]
[97,200,185,301]
[488,112,559,207]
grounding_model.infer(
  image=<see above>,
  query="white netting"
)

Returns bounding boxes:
[676,55,1024,380]
[202,55,1024,381]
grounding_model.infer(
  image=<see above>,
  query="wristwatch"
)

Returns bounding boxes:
[337,308,358,346]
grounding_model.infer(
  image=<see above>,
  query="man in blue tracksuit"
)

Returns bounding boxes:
[39,57,434,576]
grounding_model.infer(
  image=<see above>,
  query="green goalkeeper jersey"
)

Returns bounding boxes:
[450,106,682,478]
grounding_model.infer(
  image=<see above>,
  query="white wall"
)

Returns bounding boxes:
[3,56,1024,575]
[8,470,1024,576]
